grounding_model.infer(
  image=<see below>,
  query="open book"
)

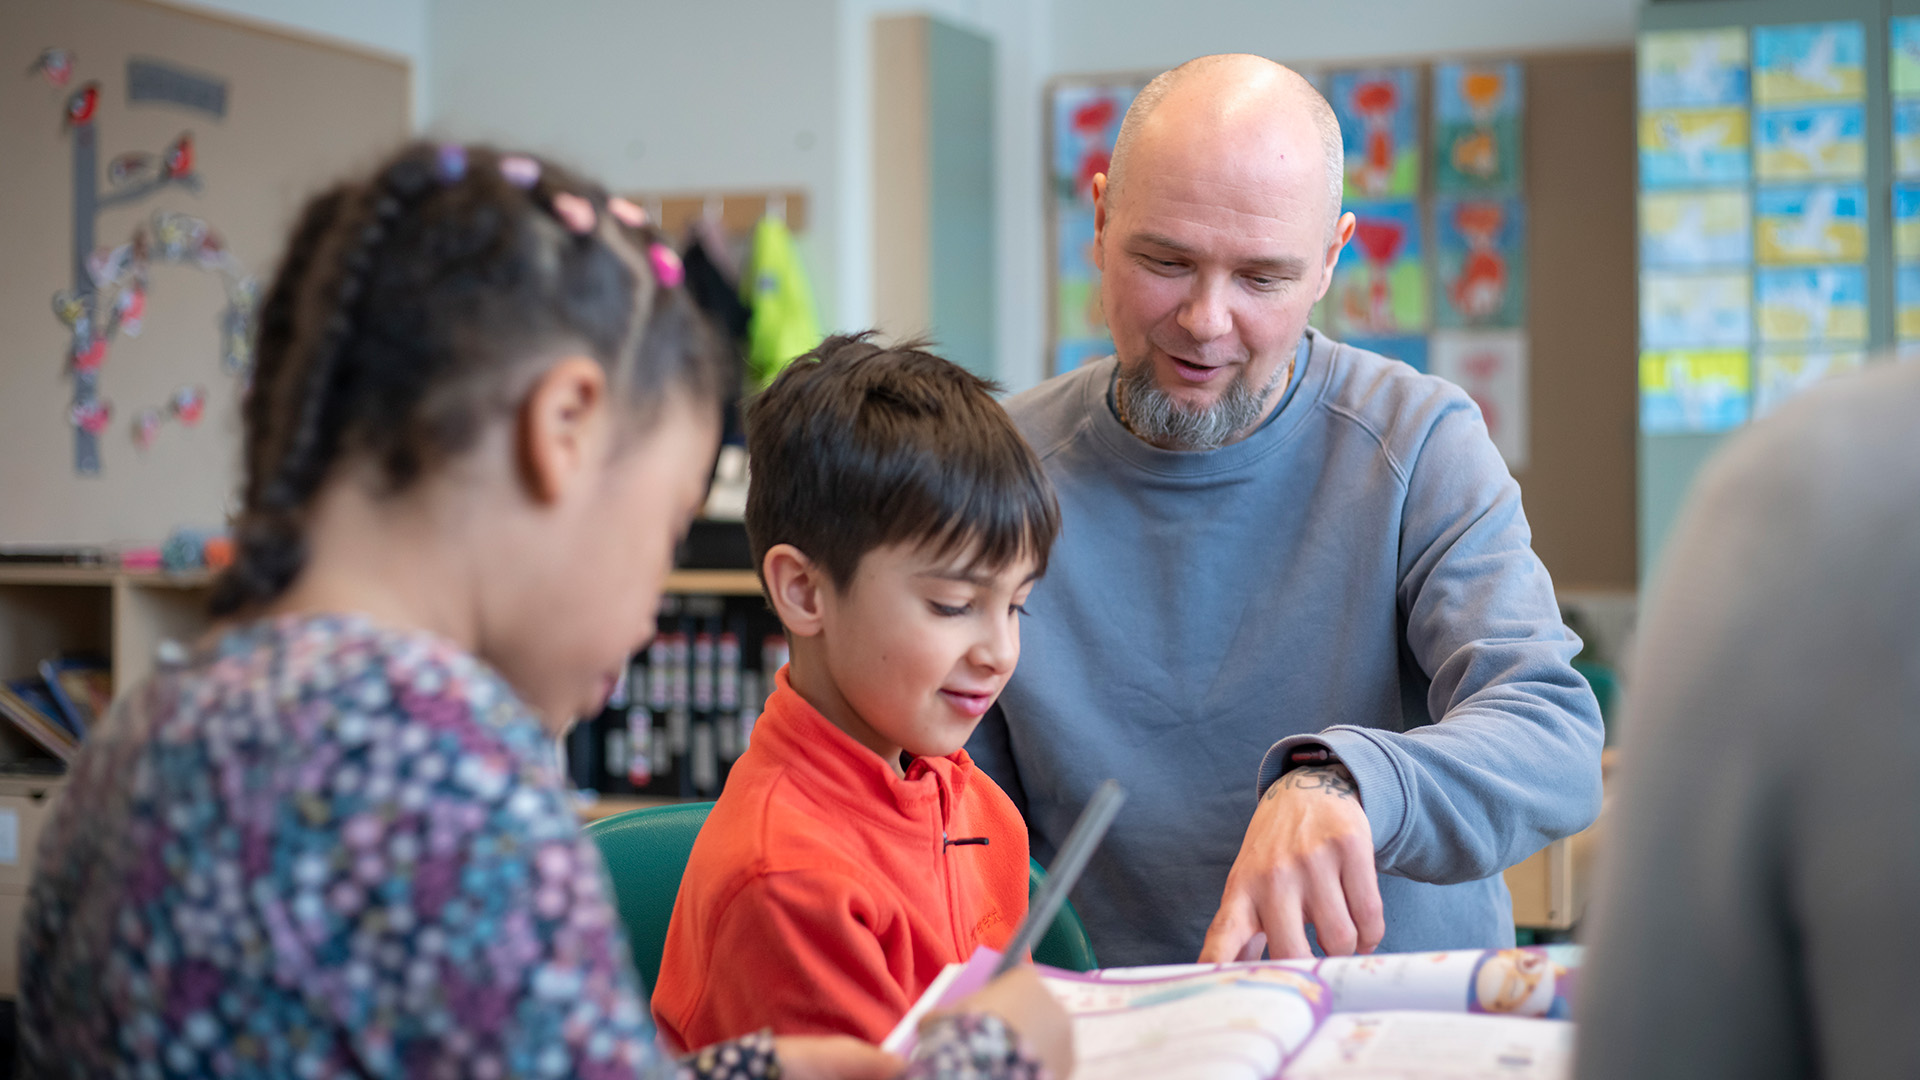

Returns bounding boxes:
[885,945,1580,1080]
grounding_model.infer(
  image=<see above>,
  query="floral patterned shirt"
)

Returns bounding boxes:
[19,614,1041,1080]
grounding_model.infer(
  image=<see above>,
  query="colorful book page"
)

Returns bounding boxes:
[1640,349,1751,434]
[1756,348,1865,416]
[1639,189,1751,267]
[1328,68,1421,200]
[1899,263,1920,340]
[1430,330,1529,469]
[1052,83,1136,206]
[1755,266,1868,343]
[1344,336,1429,373]
[1434,61,1522,194]
[1639,108,1750,188]
[1328,201,1428,336]
[1753,22,1865,104]
[1892,16,1920,96]
[1755,184,1866,264]
[1639,28,1750,109]
[1435,198,1525,328]
[1754,104,1865,179]
[1640,271,1751,349]
[1896,184,1920,259]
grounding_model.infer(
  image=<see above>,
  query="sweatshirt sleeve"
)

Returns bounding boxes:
[1260,392,1604,884]
[673,869,913,1047]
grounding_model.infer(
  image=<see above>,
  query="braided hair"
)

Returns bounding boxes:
[211,142,724,617]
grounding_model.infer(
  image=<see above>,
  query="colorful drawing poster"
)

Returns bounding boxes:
[1640,271,1751,349]
[1896,100,1920,178]
[1052,83,1137,205]
[1755,349,1864,415]
[1755,184,1866,263]
[1899,264,1920,339]
[1754,104,1865,179]
[1753,22,1866,104]
[1639,28,1750,109]
[1328,201,1428,336]
[1434,61,1522,194]
[1639,189,1751,267]
[1435,199,1525,328]
[1896,184,1920,259]
[1346,336,1429,373]
[1328,67,1420,200]
[1891,16,1920,95]
[1640,349,1751,433]
[1639,108,1750,187]
[1431,330,1529,468]
[1755,266,1868,343]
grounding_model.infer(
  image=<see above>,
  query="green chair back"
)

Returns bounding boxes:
[585,801,1103,999]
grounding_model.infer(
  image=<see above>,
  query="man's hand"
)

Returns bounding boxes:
[1198,764,1384,962]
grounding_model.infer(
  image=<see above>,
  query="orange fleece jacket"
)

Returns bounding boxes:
[651,668,1029,1049]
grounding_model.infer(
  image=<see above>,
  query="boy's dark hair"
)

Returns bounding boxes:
[212,142,727,617]
[745,334,1060,590]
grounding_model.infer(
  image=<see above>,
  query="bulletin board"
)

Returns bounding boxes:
[0,0,409,548]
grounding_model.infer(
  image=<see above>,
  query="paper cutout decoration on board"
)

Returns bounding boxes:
[1754,104,1865,179]
[1328,201,1428,336]
[1755,184,1866,263]
[1435,199,1525,328]
[1640,348,1751,434]
[1755,348,1864,416]
[1431,330,1529,468]
[1639,28,1749,109]
[1640,271,1750,349]
[1050,81,1140,373]
[29,48,76,89]
[1639,107,1750,187]
[1639,189,1751,267]
[1434,61,1522,194]
[1052,83,1136,205]
[1895,17,1920,95]
[1345,336,1429,373]
[1328,67,1421,199]
[1895,184,1920,259]
[66,82,99,126]
[132,385,209,450]
[1896,100,1920,178]
[1899,264,1920,340]
[127,58,228,119]
[1753,21,1866,105]
[1755,266,1868,343]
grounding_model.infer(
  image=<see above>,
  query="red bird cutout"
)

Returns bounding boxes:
[66,82,99,125]
[164,134,194,179]
[70,400,112,435]
[73,338,107,373]
[30,48,76,89]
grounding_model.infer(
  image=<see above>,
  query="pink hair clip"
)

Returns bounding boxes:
[498,154,541,189]
[550,191,596,234]
[647,242,684,288]
[607,197,648,228]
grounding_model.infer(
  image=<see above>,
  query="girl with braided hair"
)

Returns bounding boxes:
[18,143,1067,1080]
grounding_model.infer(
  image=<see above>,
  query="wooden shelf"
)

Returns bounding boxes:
[0,566,212,589]
[664,569,761,596]
[574,793,696,822]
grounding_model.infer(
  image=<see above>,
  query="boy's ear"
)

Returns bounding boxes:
[518,355,610,505]
[762,543,828,637]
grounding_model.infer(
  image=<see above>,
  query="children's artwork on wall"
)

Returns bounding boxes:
[1896,17,1920,93]
[1754,104,1865,179]
[1434,198,1525,328]
[1639,28,1749,109]
[1753,22,1866,104]
[1434,61,1522,194]
[1639,107,1750,187]
[1430,330,1528,468]
[1327,201,1428,336]
[1755,349,1864,416]
[1640,348,1751,434]
[1895,100,1920,178]
[1328,67,1421,200]
[1754,183,1866,263]
[1895,184,1920,259]
[1344,336,1429,373]
[1755,266,1868,343]
[1049,80,1142,373]
[1898,263,1920,340]
[1639,189,1751,267]
[1639,271,1751,349]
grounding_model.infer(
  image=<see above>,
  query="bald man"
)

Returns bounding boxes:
[968,55,1603,966]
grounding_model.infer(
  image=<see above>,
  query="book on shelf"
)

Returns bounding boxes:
[0,677,79,763]
[38,655,110,740]
[887,944,1580,1080]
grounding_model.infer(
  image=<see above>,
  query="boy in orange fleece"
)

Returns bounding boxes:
[652,335,1060,1050]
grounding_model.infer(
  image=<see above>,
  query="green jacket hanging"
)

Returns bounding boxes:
[742,214,823,388]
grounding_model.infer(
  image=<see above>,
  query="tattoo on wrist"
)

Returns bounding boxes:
[1267,764,1357,801]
